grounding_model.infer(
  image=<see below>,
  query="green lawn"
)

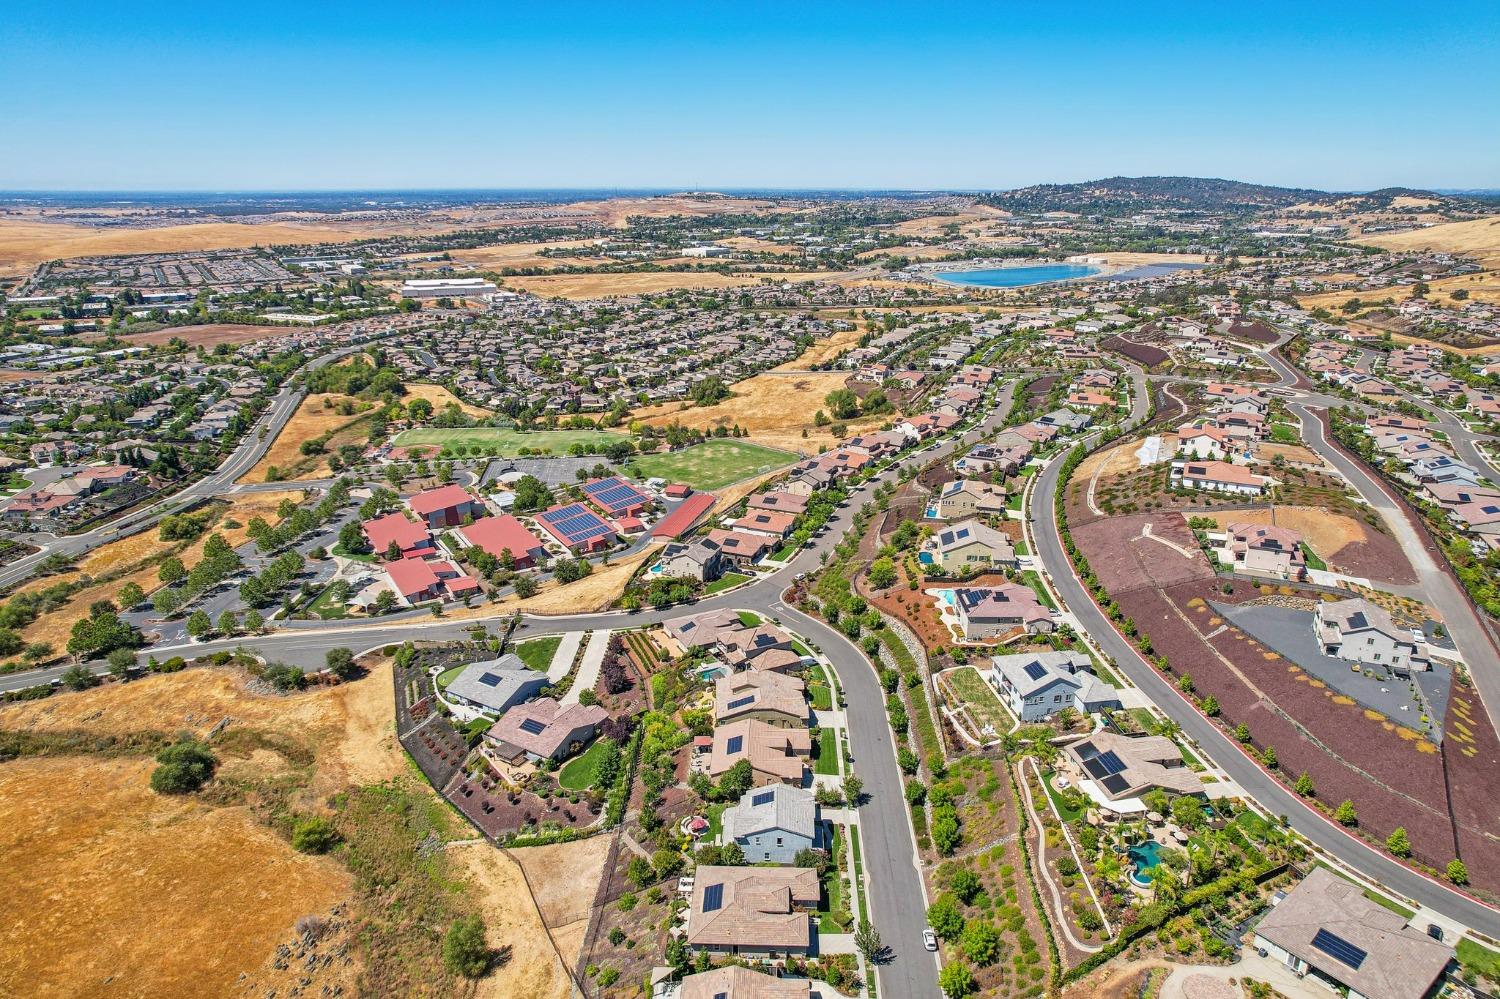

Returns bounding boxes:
[1300,542,1328,571]
[1269,423,1299,444]
[1020,570,1056,609]
[791,640,812,657]
[805,661,833,710]
[813,727,840,775]
[436,665,465,691]
[704,802,727,841]
[704,571,751,595]
[514,636,563,673]
[628,439,797,490]
[1458,938,1500,982]
[948,666,1013,734]
[736,610,762,627]
[558,737,614,790]
[1041,769,1084,822]
[305,584,350,620]
[392,427,629,455]
[1234,809,1271,841]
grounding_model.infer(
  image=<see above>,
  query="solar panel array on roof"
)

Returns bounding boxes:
[751,790,775,807]
[1023,661,1049,681]
[1311,928,1367,970]
[1096,750,1126,775]
[702,883,724,912]
[538,504,613,545]
[478,673,502,687]
[939,530,955,545]
[1348,611,1368,629]
[725,735,744,754]
[584,477,648,514]
[519,717,547,735]
[727,695,756,710]
[1101,773,1131,795]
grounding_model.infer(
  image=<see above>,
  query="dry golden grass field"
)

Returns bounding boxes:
[502,269,830,299]
[243,393,374,483]
[120,323,295,348]
[1202,506,1369,563]
[631,370,885,453]
[445,238,600,271]
[1299,267,1500,311]
[403,382,493,419]
[1356,217,1500,267]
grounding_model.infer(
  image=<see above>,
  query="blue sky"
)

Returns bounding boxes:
[4,1,1497,192]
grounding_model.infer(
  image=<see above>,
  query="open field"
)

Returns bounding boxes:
[242,392,375,482]
[776,326,864,368]
[720,235,801,256]
[402,382,494,419]
[509,834,614,978]
[567,195,797,228]
[0,219,385,278]
[1356,217,1500,267]
[120,323,297,348]
[11,489,304,651]
[502,269,831,299]
[628,439,797,489]
[0,756,351,999]
[446,238,600,271]
[630,371,885,453]
[453,843,576,999]
[392,426,627,454]
[856,244,959,261]
[1299,267,1500,310]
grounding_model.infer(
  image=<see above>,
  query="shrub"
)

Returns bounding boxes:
[442,914,491,977]
[292,816,340,854]
[150,740,217,794]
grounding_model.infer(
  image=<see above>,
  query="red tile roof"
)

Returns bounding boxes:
[652,492,716,539]
[408,484,476,517]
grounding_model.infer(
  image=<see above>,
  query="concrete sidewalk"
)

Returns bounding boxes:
[562,630,611,706]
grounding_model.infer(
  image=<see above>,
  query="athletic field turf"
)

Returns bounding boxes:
[391,427,629,455]
[629,439,798,490]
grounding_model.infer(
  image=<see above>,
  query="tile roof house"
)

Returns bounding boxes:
[362,512,434,558]
[1064,731,1202,803]
[1172,459,1268,495]
[715,670,808,728]
[720,783,822,864]
[953,583,1055,639]
[706,528,774,566]
[933,479,1008,519]
[1316,597,1428,675]
[663,608,745,651]
[382,557,480,605]
[407,484,481,528]
[658,537,725,582]
[736,509,799,540]
[443,654,548,723]
[747,490,809,516]
[670,966,809,999]
[484,698,608,763]
[1224,522,1307,579]
[920,519,1017,574]
[1251,868,1453,999]
[685,866,819,956]
[988,651,1121,723]
[708,719,810,786]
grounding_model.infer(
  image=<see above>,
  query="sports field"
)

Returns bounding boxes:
[628,439,797,489]
[391,427,630,455]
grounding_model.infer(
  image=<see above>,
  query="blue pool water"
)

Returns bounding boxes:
[935,263,1101,288]
[939,589,957,607]
[1128,841,1164,885]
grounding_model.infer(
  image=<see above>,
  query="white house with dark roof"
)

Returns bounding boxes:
[1316,597,1428,674]
[720,783,823,864]
[988,650,1120,722]
[442,654,548,723]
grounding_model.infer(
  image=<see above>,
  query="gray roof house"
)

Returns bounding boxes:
[1038,408,1092,433]
[721,783,823,864]
[1252,867,1452,999]
[657,537,724,582]
[442,653,548,723]
[1315,597,1428,675]
[988,651,1121,723]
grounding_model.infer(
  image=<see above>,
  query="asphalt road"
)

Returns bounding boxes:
[1028,362,1500,938]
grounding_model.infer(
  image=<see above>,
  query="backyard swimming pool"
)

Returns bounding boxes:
[1128,840,1164,886]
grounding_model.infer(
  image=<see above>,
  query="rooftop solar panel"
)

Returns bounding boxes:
[478,673,502,687]
[727,695,756,710]
[726,735,744,754]
[1101,773,1131,795]
[1096,750,1126,776]
[702,883,724,913]
[751,790,775,807]
[1023,661,1048,681]
[519,718,547,735]
[1311,928,1367,970]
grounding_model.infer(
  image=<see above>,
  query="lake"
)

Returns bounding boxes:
[934,263,1101,288]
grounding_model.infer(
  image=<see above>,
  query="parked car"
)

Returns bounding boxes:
[923,928,938,951]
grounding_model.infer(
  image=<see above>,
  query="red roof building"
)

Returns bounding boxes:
[651,492,716,539]
[455,515,546,568]
[407,484,481,528]
[362,513,433,558]
[665,483,693,499]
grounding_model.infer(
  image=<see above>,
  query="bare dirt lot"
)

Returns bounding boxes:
[454,843,577,999]
[631,371,885,453]
[446,238,600,271]
[509,835,615,976]
[1203,505,1416,583]
[120,323,294,348]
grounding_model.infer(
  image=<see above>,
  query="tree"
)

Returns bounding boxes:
[842,774,864,807]
[927,893,964,940]
[150,740,217,794]
[159,557,186,584]
[1294,771,1315,797]
[626,856,655,889]
[1261,745,1278,769]
[950,868,981,904]
[1234,722,1251,743]
[61,663,96,690]
[1171,795,1205,830]
[825,388,860,420]
[960,919,1000,966]
[325,647,357,680]
[716,759,754,801]
[854,919,884,963]
[292,816,340,854]
[244,609,265,633]
[117,581,145,608]
[106,646,135,678]
[939,961,975,998]
[442,914,491,978]
[185,610,212,639]
[1446,859,1469,885]
[216,611,238,637]
[1386,827,1412,858]
[338,520,365,553]
[868,557,897,589]
[512,575,539,598]
[1200,694,1220,717]
[932,804,960,855]
[1335,800,1358,826]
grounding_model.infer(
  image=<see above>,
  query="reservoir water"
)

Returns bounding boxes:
[935,263,1101,288]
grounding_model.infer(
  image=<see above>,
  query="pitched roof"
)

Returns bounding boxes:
[408,484,476,516]
[685,866,819,950]
[715,670,807,724]
[721,782,818,844]
[709,719,810,782]
[444,654,546,713]
[362,513,430,553]
[678,966,809,999]
[487,698,607,758]
[459,515,545,560]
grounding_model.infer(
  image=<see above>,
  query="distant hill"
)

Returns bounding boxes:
[981,176,1327,215]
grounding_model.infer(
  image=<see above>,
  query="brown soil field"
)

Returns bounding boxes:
[1300,267,1500,311]
[509,835,615,976]
[120,323,294,347]
[454,843,575,999]
[630,371,885,452]
[403,381,494,418]
[1091,251,1211,267]
[568,195,796,228]
[855,244,959,261]
[1202,505,1416,583]
[892,211,1006,237]
[0,369,40,382]
[0,219,386,278]
[242,392,374,483]
[502,269,831,300]
[720,235,799,256]
[446,238,600,271]
[0,756,351,999]
[1356,217,1500,266]
[12,490,304,651]
[1253,441,1324,466]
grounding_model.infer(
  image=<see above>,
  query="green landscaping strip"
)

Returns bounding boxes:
[814,727,840,775]
[514,635,563,673]
[1458,938,1500,982]
[557,737,613,790]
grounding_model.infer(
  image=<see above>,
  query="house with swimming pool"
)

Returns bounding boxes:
[1063,731,1202,809]
[920,519,1016,574]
